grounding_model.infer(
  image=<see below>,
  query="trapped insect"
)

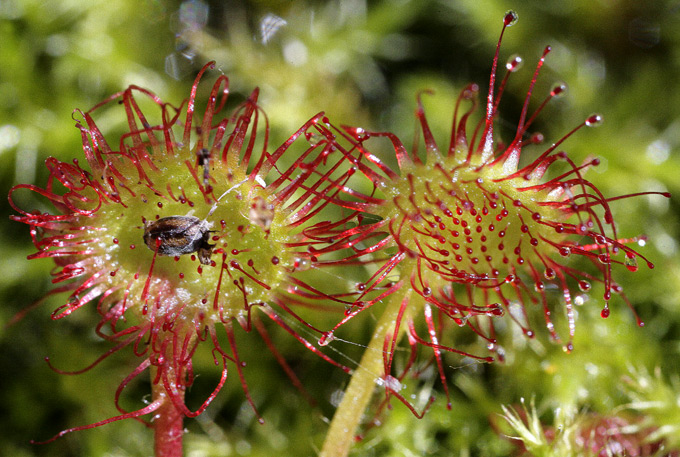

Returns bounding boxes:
[143,215,214,265]
[197,147,212,191]
[142,178,253,265]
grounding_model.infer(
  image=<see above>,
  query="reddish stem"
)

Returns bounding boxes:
[152,368,185,457]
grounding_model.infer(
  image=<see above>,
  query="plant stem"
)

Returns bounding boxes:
[151,367,185,457]
[319,286,414,457]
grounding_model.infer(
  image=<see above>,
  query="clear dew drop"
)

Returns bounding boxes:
[551,82,568,98]
[454,315,469,327]
[293,257,311,271]
[329,389,344,407]
[383,375,402,392]
[318,332,335,346]
[625,254,639,272]
[504,10,519,26]
[488,305,504,317]
[494,345,506,362]
[544,268,556,280]
[585,113,603,127]
[304,131,324,146]
[506,54,523,72]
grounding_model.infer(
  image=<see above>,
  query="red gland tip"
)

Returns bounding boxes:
[506,55,523,72]
[551,82,567,97]
[504,10,518,26]
[585,113,603,126]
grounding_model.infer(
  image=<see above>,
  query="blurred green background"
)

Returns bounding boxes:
[1,0,679,455]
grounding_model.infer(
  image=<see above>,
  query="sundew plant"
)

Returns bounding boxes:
[9,59,364,456]
[2,1,679,456]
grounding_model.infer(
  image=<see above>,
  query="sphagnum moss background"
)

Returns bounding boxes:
[1,0,679,456]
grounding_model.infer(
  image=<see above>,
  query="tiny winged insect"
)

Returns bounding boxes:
[142,180,247,265]
[197,147,212,192]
